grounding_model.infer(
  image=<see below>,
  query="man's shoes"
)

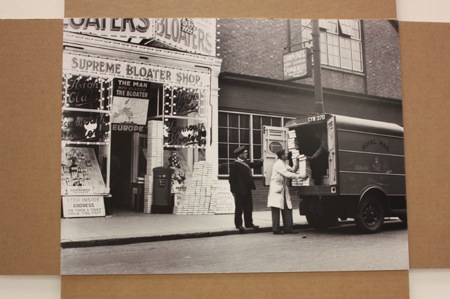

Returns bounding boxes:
[237,226,246,233]
[273,230,284,235]
[246,225,260,229]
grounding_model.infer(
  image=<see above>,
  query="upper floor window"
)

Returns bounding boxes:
[301,19,363,72]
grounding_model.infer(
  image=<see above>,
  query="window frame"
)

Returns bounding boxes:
[301,19,363,73]
[218,111,293,177]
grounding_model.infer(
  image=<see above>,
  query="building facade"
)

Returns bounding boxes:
[60,18,402,215]
[216,19,402,210]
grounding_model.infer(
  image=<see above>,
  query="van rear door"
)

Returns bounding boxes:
[262,126,288,186]
[327,116,337,185]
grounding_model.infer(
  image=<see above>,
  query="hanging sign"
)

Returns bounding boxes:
[63,18,155,40]
[154,18,216,56]
[283,48,312,81]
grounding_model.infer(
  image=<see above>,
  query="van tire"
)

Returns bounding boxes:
[356,194,385,233]
[303,200,338,229]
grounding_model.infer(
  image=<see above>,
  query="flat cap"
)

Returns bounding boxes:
[233,146,247,155]
[276,149,286,158]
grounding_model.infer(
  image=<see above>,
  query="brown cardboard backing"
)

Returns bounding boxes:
[64,0,397,19]
[61,272,409,299]
[0,19,63,275]
[0,0,448,297]
[399,21,450,269]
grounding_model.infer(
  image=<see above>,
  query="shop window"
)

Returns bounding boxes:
[218,111,287,176]
[301,19,363,72]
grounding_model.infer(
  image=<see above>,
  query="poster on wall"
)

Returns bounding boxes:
[110,97,149,125]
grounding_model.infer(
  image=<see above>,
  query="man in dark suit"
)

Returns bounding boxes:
[228,146,263,233]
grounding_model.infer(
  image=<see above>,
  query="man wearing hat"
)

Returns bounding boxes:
[267,149,308,234]
[228,146,264,233]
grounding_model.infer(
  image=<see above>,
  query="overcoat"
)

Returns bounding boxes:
[228,159,262,195]
[267,159,300,209]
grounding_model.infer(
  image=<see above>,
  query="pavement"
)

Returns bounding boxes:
[61,209,309,248]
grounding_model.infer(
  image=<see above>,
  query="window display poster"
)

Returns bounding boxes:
[62,111,110,142]
[61,147,106,195]
[111,78,150,126]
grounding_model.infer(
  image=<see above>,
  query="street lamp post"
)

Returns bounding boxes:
[312,20,324,114]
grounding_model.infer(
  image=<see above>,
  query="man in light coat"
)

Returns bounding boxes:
[267,149,308,234]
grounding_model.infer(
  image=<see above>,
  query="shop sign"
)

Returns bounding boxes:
[154,18,216,57]
[214,181,235,214]
[63,75,105,109]
[164,119,207,147]
[62,196,105,218]
[61,111,109,142]
[63,18,155,40]
[283,48,312,81]
[64,53,210,88]
[112,124,145,132]
[165,88,206,117]
[113,78,151,99]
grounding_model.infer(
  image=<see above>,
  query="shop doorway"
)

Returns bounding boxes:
[110,131,133,210]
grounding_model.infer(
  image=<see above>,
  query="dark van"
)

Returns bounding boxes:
[263,113,407,233]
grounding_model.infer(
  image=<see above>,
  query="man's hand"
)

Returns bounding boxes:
[298,174,309,180]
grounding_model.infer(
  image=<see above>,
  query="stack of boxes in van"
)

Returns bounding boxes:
[294,155,314,186]
[287,130,314,186]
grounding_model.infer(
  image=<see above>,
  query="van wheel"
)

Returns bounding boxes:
[302,198,338,229]
[356,194,385,233]
[305,209,338,229]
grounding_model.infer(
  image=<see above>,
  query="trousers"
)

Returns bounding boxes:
[234,190,254,228]
[270,195,293,232]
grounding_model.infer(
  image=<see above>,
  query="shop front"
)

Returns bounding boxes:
[61,18,222,217]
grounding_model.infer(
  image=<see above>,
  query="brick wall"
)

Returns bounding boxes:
[363,20,402,99]
[218,19,288,81]
[218,19,402,100]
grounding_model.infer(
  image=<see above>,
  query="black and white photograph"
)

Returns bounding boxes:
[60,18,408,275]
